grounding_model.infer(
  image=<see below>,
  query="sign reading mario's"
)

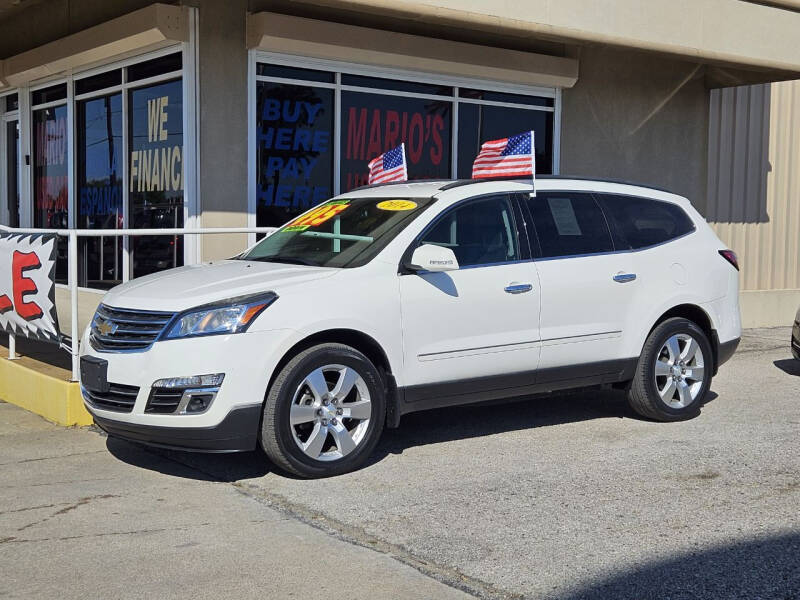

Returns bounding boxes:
[0,234,60,343]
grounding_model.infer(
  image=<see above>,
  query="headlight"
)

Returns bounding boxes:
[164,292,277,339]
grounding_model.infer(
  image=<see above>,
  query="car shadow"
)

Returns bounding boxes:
[552,532,800,599]
[104,387,718,481]
[773,358,800,376]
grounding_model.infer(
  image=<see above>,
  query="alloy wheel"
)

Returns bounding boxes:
[289,364,372,462]
[654,333,705,408]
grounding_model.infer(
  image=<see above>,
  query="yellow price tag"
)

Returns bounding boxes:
[376,200,418,211]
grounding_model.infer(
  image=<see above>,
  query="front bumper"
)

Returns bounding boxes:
[792,321,800,360]
[92,404,261,452]
[79,326,296,443]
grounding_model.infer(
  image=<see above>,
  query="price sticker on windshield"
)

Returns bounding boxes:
[376,200,417,211]
[284,201,350,231]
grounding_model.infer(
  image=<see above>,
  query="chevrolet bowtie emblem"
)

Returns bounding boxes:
[96,319,117,336]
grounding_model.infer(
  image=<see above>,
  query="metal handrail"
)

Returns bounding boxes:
[0,224,278,381]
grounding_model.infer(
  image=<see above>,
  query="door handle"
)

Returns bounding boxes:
[613,273,637,283]
[504,282,533,294]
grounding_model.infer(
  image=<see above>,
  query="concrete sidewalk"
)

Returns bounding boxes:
[0,402,473,600]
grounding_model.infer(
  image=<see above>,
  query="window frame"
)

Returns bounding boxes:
[249,50,562,246]
[400,192,530,272]
[0,38,197,290]
[0,91,21,228]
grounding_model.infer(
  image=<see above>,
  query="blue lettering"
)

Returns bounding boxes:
[275,185,292,207]
[292,186,311,208]
[261,98,281,121]
[266,156,283,177]
[312,131,329,153]
[305,102,323,125]
[274,128,293,151]
[282,100,301,123]
[293,129,312,151]
[313,186,329,204]
[258,127,275,149]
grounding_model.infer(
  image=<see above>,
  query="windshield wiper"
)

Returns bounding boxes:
[249,255,321,266]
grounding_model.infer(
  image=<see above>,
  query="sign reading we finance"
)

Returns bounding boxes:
[0,234,60,343]
[130,95,183,194]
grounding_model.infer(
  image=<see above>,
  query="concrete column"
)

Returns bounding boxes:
[194,0,250,261]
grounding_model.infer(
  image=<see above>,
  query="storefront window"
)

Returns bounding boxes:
[256,81,334,228]
[456,103,554,178]
[33,102,69,281]
[255,60,557,228]
[129,79,184,278]
[340,91,451,191]
[77,93,122,288]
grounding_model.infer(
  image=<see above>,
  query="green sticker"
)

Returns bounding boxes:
[283,225,310,232]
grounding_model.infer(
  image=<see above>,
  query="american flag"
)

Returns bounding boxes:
[368,143,408,185]
[472,131,536,179]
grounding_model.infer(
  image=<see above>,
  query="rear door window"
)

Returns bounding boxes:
[527,192,614,258]
[597,194,695,250]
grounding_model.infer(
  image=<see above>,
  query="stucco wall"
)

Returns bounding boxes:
[194,0,250,260]
[560,46,710,209]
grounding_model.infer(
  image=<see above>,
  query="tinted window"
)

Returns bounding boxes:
[598,194,695,250]
[256,81,334,227]
[421,195,519,267]
[529,193,613,258]
[456,103,554,177]
[340,90,451,191]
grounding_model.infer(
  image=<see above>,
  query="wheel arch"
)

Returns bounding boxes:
[646,303,720,373]
[266,328,401,427]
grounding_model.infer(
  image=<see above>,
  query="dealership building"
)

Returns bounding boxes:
[1,0,800,329]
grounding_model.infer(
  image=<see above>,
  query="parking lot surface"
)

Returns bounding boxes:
[2,327,799,599]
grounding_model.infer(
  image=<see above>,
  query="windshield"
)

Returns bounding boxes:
[240,197,435,268]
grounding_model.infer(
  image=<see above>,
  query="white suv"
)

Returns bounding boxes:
[79,177,742,477]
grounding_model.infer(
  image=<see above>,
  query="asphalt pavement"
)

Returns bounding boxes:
[1,327,798,599]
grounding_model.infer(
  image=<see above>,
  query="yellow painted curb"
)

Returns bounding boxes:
[0,358,92,426]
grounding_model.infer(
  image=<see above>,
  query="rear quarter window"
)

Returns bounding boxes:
[597,194,695,250]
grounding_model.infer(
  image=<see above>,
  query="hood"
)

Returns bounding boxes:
[101,260,338,312]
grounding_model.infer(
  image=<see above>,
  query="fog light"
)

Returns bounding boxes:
[184,393,215,413]
[152,374,225,388]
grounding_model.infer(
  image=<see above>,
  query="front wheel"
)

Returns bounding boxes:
[628,318,713,422]
[261,343,386,478]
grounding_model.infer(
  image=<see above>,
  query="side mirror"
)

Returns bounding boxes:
[408,244,460,272]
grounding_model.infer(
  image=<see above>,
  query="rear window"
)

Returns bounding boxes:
[597,194,695,250]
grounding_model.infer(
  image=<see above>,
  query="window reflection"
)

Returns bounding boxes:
[129,79,184,278]
[33,104,69,282]
[77,93,123,288]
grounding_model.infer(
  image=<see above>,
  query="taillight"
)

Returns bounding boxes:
[719,249,739,271]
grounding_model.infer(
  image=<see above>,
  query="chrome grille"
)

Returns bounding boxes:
[82,383,140,413]
[90,304,175,352]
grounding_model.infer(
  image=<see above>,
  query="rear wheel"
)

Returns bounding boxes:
[261,343,385,478]
[628,318,713,421]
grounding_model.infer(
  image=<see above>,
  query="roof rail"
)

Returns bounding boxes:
[438,175,674,194]
[349,175,675,195]
[351,178,447,192]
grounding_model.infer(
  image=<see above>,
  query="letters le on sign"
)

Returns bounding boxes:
[0,234,60,343]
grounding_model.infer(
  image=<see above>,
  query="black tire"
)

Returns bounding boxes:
[628,317,713,422]
[261,343,386,478]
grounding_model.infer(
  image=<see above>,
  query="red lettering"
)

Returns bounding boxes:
[12,251,44,321]
[430,114,444,166]
[384,111,400,150]
[367,109,382,160]
[408,113,424,164]
[0,294,10,314]
[346,108,367,160]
